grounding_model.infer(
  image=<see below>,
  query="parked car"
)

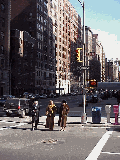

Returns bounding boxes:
[3,98,30,117]
[40,94,47,99]
[71,92,77,96]
[56,93,60,97]
[34,94,40,100]
[0,97,7,106]
[86,94,93,103]
[28,93,35,100]
[91,94,98,103]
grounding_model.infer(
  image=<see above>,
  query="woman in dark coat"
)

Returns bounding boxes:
[59,100,70,131]
[45,100,57,130]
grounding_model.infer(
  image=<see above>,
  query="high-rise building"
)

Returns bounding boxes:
[11,0,56,95]
[0,0,11,96]
[10,29,36,96]
[55,0,82,94]
[85,26,93,81]
[10,0,82,95]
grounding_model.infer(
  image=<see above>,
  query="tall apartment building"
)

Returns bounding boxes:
[85,26,93,81]
[101,49,105,82]
[113,61,119,82]
[105,59,114,82]
[11,0,56,95]
[10,0,82,95]
[0,0,11,96]
[10,29,36,96]
[55,0,82,94]
[92,34,101,60]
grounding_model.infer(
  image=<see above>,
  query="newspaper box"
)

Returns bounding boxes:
[113,105,119,125]
[113,105,119,113]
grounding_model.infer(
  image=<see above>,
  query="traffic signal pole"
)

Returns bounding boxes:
[82,1,87,123]
[78,0,87,123]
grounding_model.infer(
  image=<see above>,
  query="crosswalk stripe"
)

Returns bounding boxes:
[85,130,113,160]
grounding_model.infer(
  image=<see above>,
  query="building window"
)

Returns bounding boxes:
[1,59,4,68]
[1,3,5,11]
[44,1,47,6]
[1,18,5,27]
[1,31,4,39]
[1,45,4,54]
[44,19,47,25]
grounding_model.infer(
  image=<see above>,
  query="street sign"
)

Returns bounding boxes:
[79,66,90,70]
[77,66,90,70]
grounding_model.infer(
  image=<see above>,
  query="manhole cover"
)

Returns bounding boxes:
[41,139,65,145]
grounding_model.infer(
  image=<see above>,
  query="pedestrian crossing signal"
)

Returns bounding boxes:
[89,80,97,87]
[76,48,82,62]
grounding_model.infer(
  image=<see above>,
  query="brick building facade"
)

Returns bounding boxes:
[0,0,10,96]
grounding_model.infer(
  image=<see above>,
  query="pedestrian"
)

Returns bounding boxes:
[117,90,120,104]
[33,101,40,124]
[60,100,70,131]
[31,101,39,130]
[45,100,57,130]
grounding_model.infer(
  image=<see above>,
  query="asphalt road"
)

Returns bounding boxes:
[0,117,108,160]
[0,96,119,160]
[0,116,119,160]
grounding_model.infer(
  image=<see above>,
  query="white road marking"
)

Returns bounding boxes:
[102,151,120,155]
[85,130,113,160]
[0,120,27,130]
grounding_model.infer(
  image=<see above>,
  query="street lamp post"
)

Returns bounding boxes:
[78,0,87,123]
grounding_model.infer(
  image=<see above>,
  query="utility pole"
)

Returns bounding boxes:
[78,0,87,123]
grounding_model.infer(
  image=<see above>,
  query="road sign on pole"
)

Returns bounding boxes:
[77,66,90,70]
[81,66,90,70]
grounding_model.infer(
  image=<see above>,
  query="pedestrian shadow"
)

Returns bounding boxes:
[10,126,32,131]
[9,126,60,131]
[66,122,81,124]
[40,129,60,131]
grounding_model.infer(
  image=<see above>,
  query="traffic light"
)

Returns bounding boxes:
[89,80,97,88]
[76,48,82,62]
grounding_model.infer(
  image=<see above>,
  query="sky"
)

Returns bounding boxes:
[69,0,120,61]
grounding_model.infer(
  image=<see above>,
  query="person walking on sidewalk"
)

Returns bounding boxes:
[60,100,70,131]
[45,100,57,130]
[117,90,120,105]
[31,102,39,130]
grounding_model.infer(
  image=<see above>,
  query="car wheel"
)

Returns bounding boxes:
[6,112,11,117]
[21,110,25,118]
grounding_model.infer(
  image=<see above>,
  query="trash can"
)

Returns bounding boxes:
[92,107,101,123]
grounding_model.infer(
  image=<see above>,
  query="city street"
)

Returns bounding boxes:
[0,96,120,159]
[0,116,111,160]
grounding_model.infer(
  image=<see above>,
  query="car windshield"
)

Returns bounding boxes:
[5,99,19,103]
[0,97,6,100]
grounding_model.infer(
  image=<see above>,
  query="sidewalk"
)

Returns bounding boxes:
[40,115,120,128]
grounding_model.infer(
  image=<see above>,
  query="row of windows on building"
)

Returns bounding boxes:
[1,3,5,12]
[36,71,54,78]
[36,80,54,86]
[0,45,4,54]
[0,59,5,68]
[37,13,47,25]
[0,3,5,51]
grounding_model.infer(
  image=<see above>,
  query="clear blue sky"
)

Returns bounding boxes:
[69,0,120,61]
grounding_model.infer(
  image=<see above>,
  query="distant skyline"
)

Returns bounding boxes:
[69,0,120,61]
